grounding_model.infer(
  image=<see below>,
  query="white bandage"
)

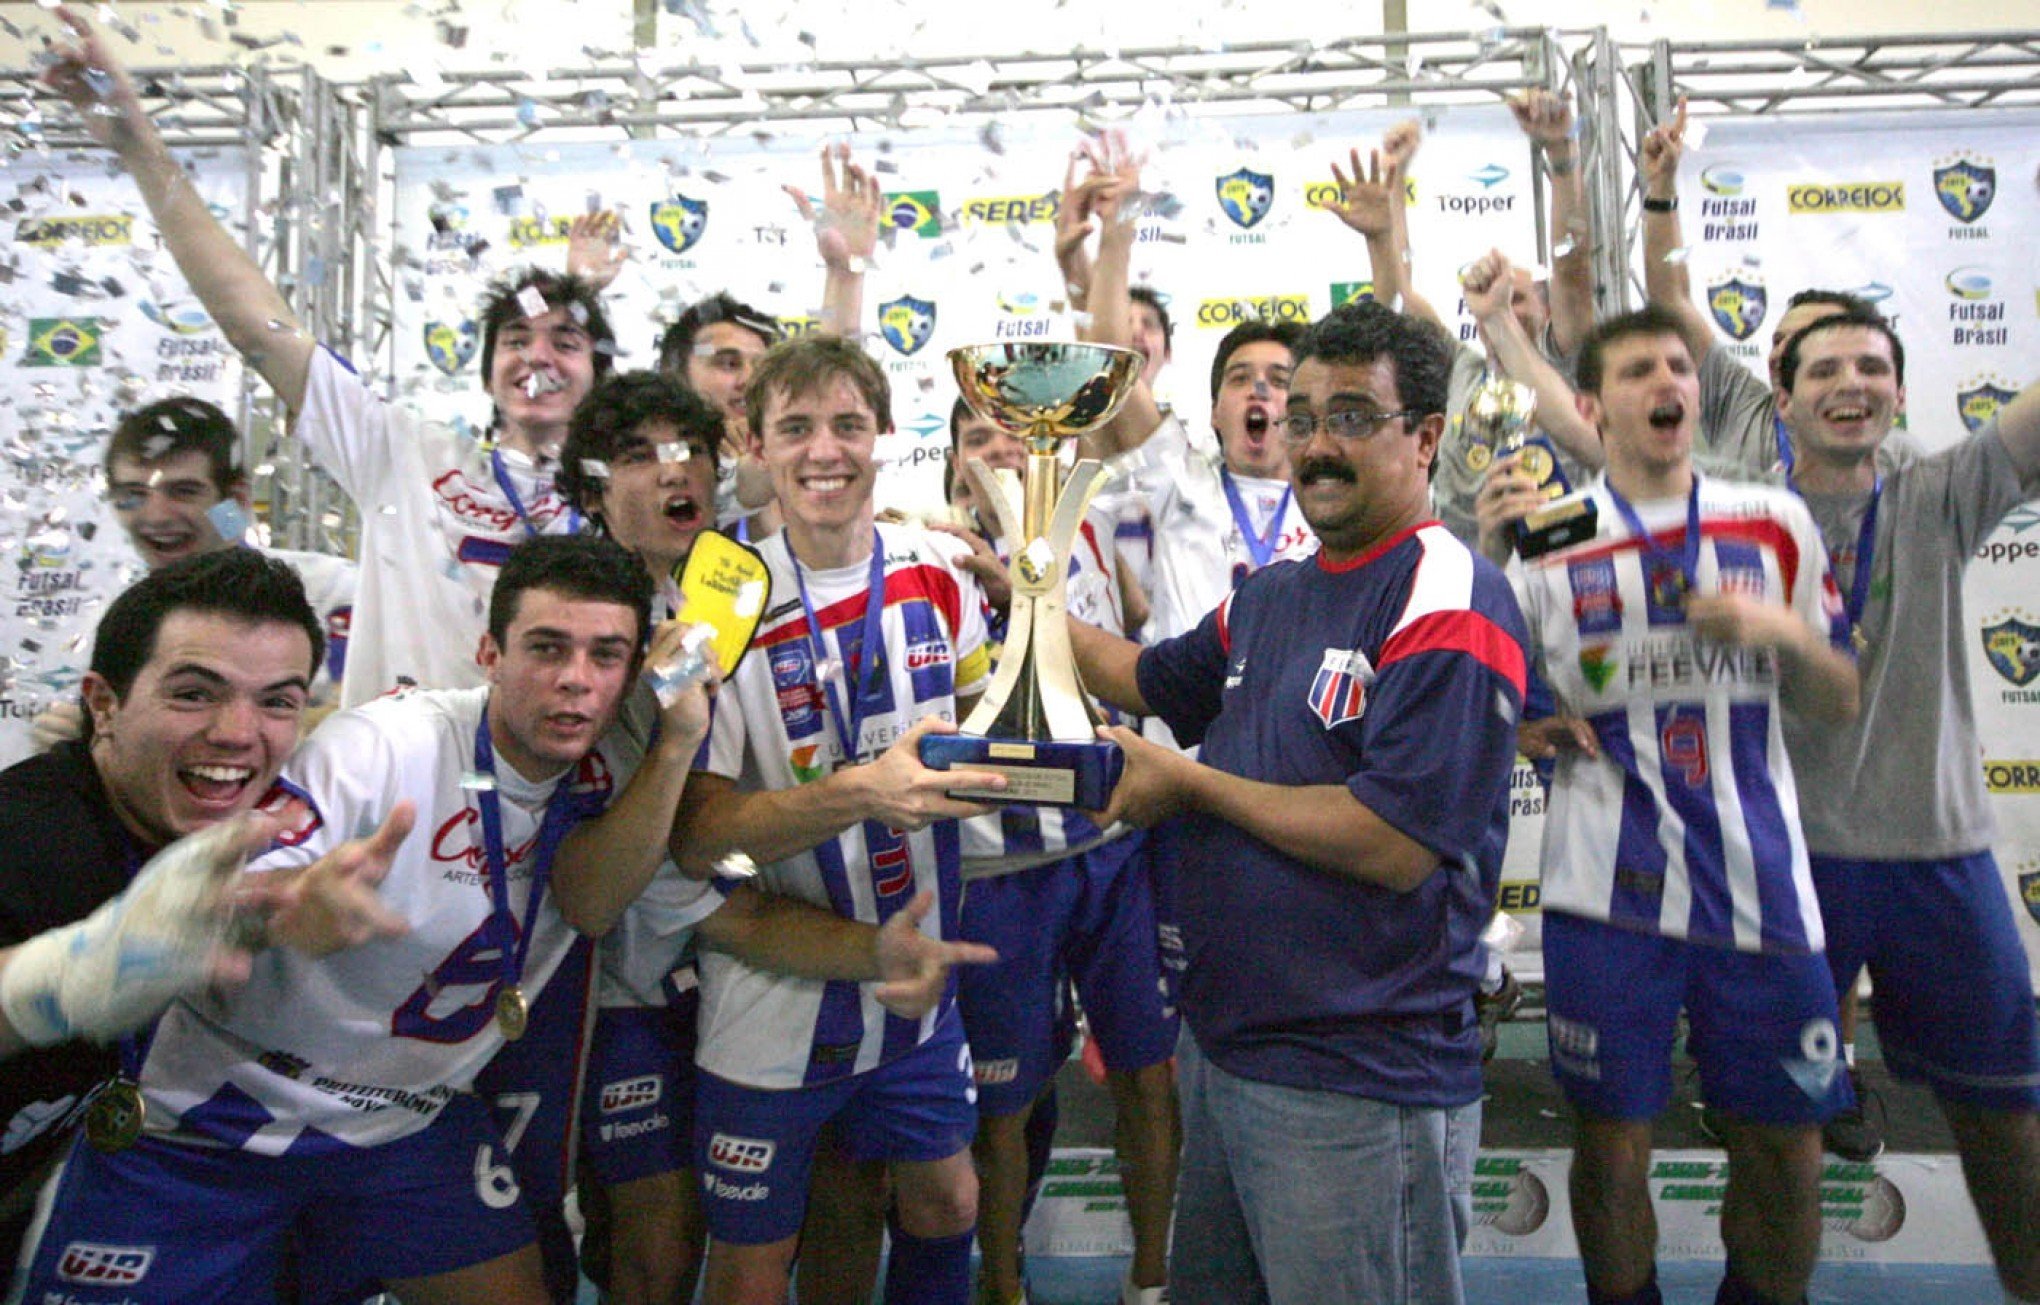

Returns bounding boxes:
[0,817,254,1046]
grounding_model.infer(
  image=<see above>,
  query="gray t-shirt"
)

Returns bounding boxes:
[1697,346,1922,480]
[1783,423,2040,860]
[1433,333,1590,547]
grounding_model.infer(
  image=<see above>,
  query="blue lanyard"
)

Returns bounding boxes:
[1606,474,1704,598]
[787,529,889,766]
[1219,468,1291,573]
[490,447,580,538]
[1773,414,1795,481]
[1790,474,1882,649]
[473,709,590,996]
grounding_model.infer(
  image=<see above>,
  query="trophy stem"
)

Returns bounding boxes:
[1022,442,1060,542]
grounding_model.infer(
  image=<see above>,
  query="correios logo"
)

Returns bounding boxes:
[1785,181,1904,214]
[57,1242,154,1286]
[708,1133,776,1173]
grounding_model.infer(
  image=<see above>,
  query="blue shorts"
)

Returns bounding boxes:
[1813,852,2040,1110]
[22,1094,532,1302]
[958,832,1178,1116]
[581,987,701,1186]
[693,1008,976,1245]
[1543,911,1852,1126]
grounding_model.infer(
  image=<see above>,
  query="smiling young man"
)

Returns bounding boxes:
[1063,300,1529,1304]
[665,335,1009,1305]
[1772,314,2040,1305]
[1510,307,1860,1305]
[0,548,326,1281]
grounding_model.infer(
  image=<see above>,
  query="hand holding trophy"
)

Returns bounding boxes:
[919,342,1143,808]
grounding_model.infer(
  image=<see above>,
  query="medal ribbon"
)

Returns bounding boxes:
[1606,474,1704,598]
[788,529,889,766]
[1772,413,1795,481]
[1789,474,1882,650]
[473,708,593,1006]
[491,446,581,538]
[1220,468,1292,573]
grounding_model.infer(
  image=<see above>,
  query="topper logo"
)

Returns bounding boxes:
[708,1133,776,1174]
[600,1074,663,1114]
[58,1243,154,1286]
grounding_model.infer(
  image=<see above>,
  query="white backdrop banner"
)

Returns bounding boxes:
[0,150,253,768]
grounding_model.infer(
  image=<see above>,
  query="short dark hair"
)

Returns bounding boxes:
[1208,320,1305,402]
[487,534,654,650]
[744,334,893,437]
[558,371,726,514]
[106,397,241,493]
[87,549,324,737]
[1293,299,1453,422]
[657,292,780,376]
[477,266,616,388]
[1782,288,1880,323]
[1575,305,1693,396]
[1777,310,1906,393]
[1128,286,1174,351]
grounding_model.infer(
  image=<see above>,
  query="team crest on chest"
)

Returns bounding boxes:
[1308,648,1374,729]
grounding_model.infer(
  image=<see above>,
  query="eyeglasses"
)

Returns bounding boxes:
[1277,408,1418,444]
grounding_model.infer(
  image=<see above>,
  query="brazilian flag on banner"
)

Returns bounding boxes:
[881,191,942,238]
[24,317,103,367]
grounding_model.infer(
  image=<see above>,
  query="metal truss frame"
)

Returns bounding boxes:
[1604,30,2040,306]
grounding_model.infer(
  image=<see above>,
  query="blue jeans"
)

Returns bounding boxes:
[1171,1029,1478,1305]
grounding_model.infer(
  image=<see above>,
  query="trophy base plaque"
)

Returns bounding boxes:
[920,733,1124,810]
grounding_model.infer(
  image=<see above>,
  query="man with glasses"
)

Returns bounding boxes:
[1067,300,1529,1303]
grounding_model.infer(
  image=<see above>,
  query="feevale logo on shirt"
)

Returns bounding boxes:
[1308,648,1374,729]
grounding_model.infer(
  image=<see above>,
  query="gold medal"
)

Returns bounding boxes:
[1851,623,1869,657]
[496,985,530,1041]
[1465,442,1493,474]
[1518,444,1554,486]
[85,1078,146,1153]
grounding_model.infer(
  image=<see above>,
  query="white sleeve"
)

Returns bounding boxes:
[1780,496,1847,647]
[296,348,402,505]
[700,678,747,782]
[247,707,407,876]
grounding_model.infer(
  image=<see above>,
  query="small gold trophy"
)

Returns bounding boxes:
[919,342,1143,807]
[1467,376,1593,558]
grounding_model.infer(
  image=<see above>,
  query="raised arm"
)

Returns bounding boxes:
[550,626,718,936]
[1460,250,1602,469]
[786,144,882,339]
[1068,135,1165,462]
[1995,377,2040,481]
[1638,100,1714,364]
[1509,89,1594,357]
[40,6,313,412]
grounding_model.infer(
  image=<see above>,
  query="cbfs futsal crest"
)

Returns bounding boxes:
[1308,648,1373,729]
[1932,155,1995,224]
[879,296,937,356]
[1707,272,1767,342]
[1981,615,2040,687]
[650,196,708,254]
[1957,376,2017,434]
[424,318,478,375]
[2019,859,2040,929]
[1216,168,1275,230]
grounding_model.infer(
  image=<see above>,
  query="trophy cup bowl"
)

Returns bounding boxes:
[919,341,1144,807]
[1467,375,1594,558]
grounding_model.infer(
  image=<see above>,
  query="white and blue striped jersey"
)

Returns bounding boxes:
[1510,476,1848,955]
[696,522,990,1089]
[133,688,704,1153]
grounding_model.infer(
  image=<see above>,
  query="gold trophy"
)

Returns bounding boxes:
[1468,376,1593,558]
[919,341,1143,807]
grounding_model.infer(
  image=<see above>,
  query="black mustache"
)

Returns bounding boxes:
[1295,459,1356,483]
